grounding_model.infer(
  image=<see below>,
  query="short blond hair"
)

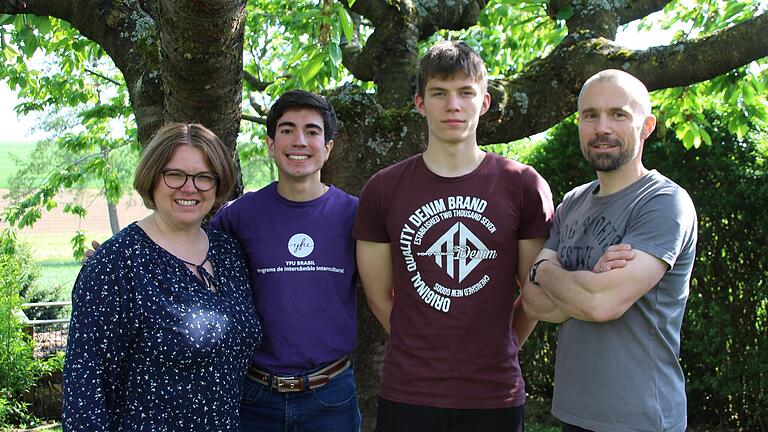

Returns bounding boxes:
[133,123,235,210]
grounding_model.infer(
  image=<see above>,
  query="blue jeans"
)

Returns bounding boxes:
[240,366,361,432]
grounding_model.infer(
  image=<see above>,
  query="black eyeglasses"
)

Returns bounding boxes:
[162,169,219,192]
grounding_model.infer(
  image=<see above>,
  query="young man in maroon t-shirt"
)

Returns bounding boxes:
[353,41,553,431]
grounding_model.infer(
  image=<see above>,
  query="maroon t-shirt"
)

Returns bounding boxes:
[353,153,554,409]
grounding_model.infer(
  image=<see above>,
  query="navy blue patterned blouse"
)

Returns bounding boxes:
[63,223,262,431]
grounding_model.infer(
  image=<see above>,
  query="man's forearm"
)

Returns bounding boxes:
[512,297,538,346]
[522,281,570,323]
[366,294,393,334]
[536,262,608,321]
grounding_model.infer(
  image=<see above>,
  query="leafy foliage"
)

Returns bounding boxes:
[654,118,767,429]
[448,0,567,78]
[243,0,358,97]
[0,12,137,253]
[629,0,768,149]
[0,229,41,427]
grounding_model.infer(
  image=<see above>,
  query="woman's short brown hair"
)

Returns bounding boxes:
[133,123,235,211]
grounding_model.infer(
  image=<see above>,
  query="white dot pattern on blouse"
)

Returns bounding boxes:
[62,223,261,431]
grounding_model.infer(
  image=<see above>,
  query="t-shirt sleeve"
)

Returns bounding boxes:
[518,167,555,239]
[352,173,391,243]
[208,200,236,236]
[544,200,565,252]
[623,188,696,268]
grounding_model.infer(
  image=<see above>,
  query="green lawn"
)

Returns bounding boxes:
[0,140,36,188]
[37,258,81,296]
[18,231,107,301]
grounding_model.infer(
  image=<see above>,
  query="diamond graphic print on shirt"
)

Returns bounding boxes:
[423,222,493,283]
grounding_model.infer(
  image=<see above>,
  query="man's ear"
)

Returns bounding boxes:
[641,114,657,140]
[324,140,334,160]
[480,91,491,116]
[266,136,275,157]
[414,94,426,116]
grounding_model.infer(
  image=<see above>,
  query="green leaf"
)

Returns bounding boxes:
[19,28,38,57]
[555,6,574,21]
[44,197,57,211]
[682,127,695,149]
[0,14,15,26]
[288,45,310,65]
[736,123,748,140]
[71,230,87,261]
[742,84,757,105]
[300,52,325,84]
[31,16,53,36]
[328,43,342,66]
[336,5,354,43]
[63,203,88,218]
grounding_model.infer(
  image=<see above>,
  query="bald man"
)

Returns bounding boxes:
[522,69,698,432]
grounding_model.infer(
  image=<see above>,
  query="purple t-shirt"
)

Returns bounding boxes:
[353,153,554,409]
[210,182,358,374]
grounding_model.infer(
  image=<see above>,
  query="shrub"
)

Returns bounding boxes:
[0,229,46,427]
[21,283,68,321]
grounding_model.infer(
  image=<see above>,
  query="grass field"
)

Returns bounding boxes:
[0,140,36,188]
[18,231,111,300]
[36,259,82,294]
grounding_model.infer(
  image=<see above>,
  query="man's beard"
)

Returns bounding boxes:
[585,136,633,172]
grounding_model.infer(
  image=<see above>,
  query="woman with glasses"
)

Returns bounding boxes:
[63,123,262,431]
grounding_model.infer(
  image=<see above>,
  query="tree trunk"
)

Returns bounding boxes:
[156,0,246,195]
[107,201,120,235]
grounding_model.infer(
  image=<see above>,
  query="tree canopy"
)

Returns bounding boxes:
[2,0,766,161]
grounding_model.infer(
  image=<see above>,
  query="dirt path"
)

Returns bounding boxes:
[0,189,152,235]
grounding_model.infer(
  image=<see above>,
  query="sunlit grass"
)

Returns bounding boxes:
[19,231,113,261]
[37,259,82,297]
[0,141,35,188]
[17,231,111,300]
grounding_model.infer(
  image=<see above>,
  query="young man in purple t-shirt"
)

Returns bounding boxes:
[353,41,553,431]
[210,90,360,431]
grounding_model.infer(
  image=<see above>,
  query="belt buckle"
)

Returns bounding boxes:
[273,376,302,392]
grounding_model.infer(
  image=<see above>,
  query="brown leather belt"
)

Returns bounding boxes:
[246,356,351,393]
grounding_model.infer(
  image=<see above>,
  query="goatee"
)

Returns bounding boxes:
[585,136,631,172]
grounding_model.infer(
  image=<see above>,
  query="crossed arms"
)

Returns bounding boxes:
[522,244,667,323]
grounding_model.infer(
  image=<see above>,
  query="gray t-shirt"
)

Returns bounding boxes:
[544,170,697,432]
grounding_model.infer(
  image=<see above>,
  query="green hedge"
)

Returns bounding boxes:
[516,116,767,430]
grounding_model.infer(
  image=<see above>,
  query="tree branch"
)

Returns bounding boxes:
[243,71,271,92]
[248,94,268,117]
[633,13,768,90]
[241,114,266,125]
[84,67,122,86]
[341,41,375,82]
[616,0,670,27]
[548,0,672,31]
[0,0,164,147]
[413,0,486,39]
[478,12,768,144]
[339,0,390,26]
